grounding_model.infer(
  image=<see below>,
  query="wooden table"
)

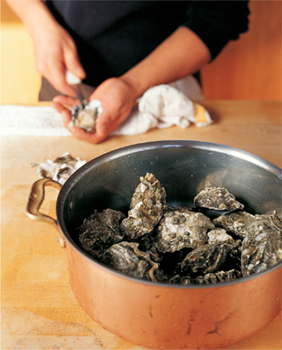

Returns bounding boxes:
[1,101,281,349]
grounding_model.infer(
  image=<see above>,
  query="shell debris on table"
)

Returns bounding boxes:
[37,152,86,185]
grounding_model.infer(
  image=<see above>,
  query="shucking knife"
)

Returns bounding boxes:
[65,70,85,104]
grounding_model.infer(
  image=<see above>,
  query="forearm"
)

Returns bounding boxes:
[121,26,211,100]
[5,0,58,41]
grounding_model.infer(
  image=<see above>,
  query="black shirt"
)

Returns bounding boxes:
[46,0,250,87]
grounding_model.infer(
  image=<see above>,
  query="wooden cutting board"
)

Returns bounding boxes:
[1,101,281,349]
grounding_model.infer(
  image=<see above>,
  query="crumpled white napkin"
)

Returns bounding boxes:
[113,85,212,135]
[0,84,212,136]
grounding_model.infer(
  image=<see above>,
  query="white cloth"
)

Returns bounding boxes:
[0,84,212,137]
[0,105,71,136]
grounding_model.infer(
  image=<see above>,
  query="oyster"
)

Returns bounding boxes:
[101,242,158,281]
[78,209,125,256]
[155,208,214,253]
[136,233,163,263]
[70,99,102,132]
[194,186,244,211]
[207,228,235,244]
[194,269,241,284]
[169,274,194,285]
[241,211,282,277]
[120,173,166,239]
[213,210,255,238]
[263,211,282,232]
[176,243,233,276]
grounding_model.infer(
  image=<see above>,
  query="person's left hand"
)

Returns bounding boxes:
[52,77,137,143]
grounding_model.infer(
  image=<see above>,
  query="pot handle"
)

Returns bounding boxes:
[26,178,66,248]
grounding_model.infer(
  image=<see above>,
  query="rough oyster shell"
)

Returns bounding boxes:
[120,173,166,239]
[213,210,255,238]
[78,209,125,256]
[169,274,194,285]
[155,208,214,253]
[207,228,235,244]
[176,243,233,275]
[194,269,242,284]
[136,233,163,263]
[194,186,244,211]
[101,242,158,282]
[241,211,282,277]
[70,99,102,132]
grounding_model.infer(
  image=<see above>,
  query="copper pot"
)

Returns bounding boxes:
[26,141,282,349]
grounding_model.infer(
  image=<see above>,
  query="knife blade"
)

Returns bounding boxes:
[65,70,85,104]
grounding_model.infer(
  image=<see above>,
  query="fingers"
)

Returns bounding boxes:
[34,24,86,96]
[51,100,72,129]
[52,76,135,144]
[51,99,108,144]
[95,113,119,137]
[53,95,81,107]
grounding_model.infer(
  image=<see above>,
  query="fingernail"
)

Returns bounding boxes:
[76,67,86,78]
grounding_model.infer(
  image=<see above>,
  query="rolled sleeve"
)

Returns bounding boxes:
[183,1,250,60]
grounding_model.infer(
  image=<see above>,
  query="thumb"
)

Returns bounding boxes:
[95,112,111,137]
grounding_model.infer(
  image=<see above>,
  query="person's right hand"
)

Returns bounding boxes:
[32,21,86,96]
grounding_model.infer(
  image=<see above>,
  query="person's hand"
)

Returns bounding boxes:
[52,77,138,143]
[32,21,86,96]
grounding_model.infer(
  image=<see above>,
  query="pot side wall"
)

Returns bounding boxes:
[66,242,282,349]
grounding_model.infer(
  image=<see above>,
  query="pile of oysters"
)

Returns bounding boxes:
[78,173,282,285]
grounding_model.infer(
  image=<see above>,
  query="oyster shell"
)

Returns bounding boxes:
[194,269,241,284]
[78,209,125,256]
[120,173,166,239]
[176,243,233,275]
[241,211,282,277]
[213,210,255,238]
[101,242,158,281]
[155,208,214,253]
[169,274,194,285]
[207,228,235,244]
[136,233,163,263]
[194,186,244,211]
[70,99,102,132]
[38,152,86,185]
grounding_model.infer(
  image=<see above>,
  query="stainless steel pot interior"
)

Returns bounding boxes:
[57,140,282,269]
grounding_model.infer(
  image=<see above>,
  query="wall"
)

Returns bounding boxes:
[1,1,41,104]
[201,0,281,100]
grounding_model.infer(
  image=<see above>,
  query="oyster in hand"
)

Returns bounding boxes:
[70,99,102,132]
[101,242,158,281]
[194,186,244,211]
[155,208,214,253]
[120,173,166,240]
[78,209,125,256]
